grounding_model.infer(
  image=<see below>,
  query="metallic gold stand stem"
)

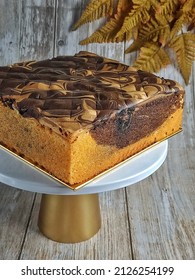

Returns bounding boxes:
[38,193,101,243]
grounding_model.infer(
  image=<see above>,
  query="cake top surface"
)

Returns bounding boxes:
[0,51,183,136]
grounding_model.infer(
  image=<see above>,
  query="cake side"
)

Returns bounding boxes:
[90,91,184,147]
[69,93,184,185]
[0,103,72,183]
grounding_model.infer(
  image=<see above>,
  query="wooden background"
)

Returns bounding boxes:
[0,0,194,260]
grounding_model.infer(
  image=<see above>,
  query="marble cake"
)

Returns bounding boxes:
[0,51,184,187]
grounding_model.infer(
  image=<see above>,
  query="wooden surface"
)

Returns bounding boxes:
[0,0,194,260]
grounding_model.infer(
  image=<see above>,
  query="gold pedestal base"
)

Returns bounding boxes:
[38,193,101,243]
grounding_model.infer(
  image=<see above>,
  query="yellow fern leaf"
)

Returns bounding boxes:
[133,43,171,73]
[149,0,161,9]
[79,14,126,44]
[187,8,195,30]
[169,33,195,84]
[125,38,142,53]
[181,0,194,12]
[170,0,195,37]
[170,12,190,38]
[157,0,178,15]
[126,29,133,41]
[72,0,113,30]
[116,0,151,37]
[125,18,170,53]
[79,0,131,44]
[140,18,170,46]
[132,26,139,40]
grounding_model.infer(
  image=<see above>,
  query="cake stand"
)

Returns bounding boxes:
[0,141,168,243]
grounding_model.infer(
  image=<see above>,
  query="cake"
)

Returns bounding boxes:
[0,51,184,188]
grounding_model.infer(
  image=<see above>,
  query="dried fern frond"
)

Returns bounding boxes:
[133,42,171,73]
[141,18,170,45]
[170,12,189,38]
[181,0,194,13]
[72,0,114,30]
[124,38,142,53]
[169,33,195,84]
[170,0,195,37]
[80,13,128,44]
[116,0,151,37]
[187,8,195,30]
[125,17,170,53]
[79,0,131,44]
[157,0,178,15]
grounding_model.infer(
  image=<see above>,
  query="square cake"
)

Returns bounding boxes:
[0,51,184,188]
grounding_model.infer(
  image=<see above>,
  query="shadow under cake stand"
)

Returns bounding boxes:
[0,141,168,243]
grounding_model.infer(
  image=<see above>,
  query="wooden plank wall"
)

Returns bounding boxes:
[0,0,194,260]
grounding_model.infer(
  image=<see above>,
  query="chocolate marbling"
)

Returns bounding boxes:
[0,51,184,147]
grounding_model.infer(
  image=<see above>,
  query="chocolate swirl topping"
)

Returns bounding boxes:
[0,51,183,137]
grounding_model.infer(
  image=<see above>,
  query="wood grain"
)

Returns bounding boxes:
[19,0,56,61]
[0,0,194,260]
[0,183,35,260]
[0,0,21,65]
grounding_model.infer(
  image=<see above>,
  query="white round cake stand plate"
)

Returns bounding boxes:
[0,140,168,195]
[0,140,168,243]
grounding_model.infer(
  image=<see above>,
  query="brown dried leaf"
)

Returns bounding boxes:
[169,33,195,84]
[79,0,131,44]
[79,14,126,44]
[72,0,114,30]
[187,7,195,30]
[157,0,178,15]
[116,0,151,37]
[133,42,171,72]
